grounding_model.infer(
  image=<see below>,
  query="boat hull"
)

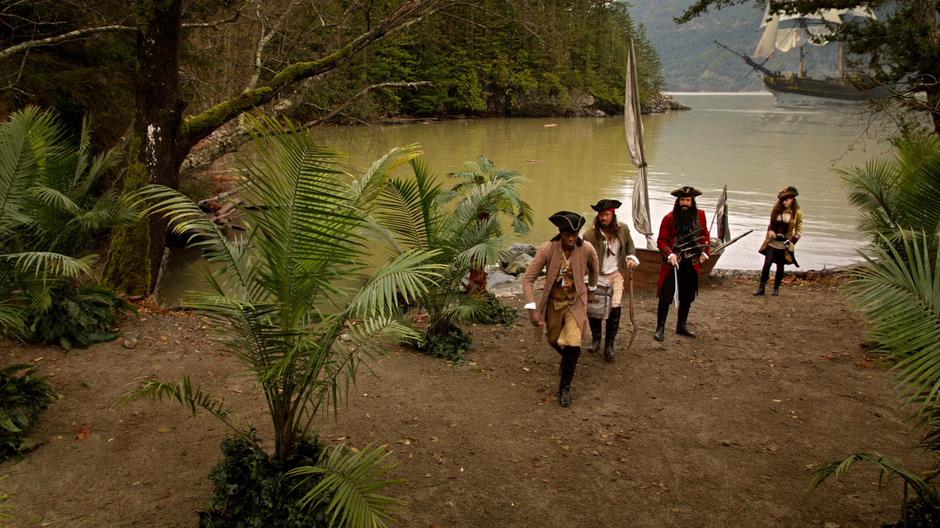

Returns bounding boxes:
[630,247,722,291]
[762,74,889,104]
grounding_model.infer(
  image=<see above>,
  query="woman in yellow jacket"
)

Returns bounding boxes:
[755,186,803,296]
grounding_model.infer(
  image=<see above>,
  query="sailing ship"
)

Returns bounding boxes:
[622,41,746,290]
[719,4,890,104]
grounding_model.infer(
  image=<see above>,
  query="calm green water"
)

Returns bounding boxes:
[315,93,887,270]
[160,94,890,304]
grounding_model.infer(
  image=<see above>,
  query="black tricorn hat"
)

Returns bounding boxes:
[590,199,622,212]
[777,186,799,200]
[549,211,586,233]
[670,186,702,198]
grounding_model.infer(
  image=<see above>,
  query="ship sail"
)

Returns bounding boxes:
[624,39,654,249]
[753,3,875,59]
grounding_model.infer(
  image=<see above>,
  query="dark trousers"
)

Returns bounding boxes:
[657,259,697,330]
[759,248,787,288]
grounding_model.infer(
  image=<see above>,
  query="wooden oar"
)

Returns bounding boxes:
[712,229,754,254]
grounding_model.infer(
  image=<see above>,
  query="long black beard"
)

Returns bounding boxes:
[674,205,698,231]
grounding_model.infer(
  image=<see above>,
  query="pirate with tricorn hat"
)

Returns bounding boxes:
[754,186,803,296]
[522,211,600,407]
[582,198,639,362]
[654,186,711,342]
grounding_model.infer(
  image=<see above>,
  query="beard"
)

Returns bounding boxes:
[674,205,698,231]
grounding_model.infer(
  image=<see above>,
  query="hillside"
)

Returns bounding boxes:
[630,0,843,92]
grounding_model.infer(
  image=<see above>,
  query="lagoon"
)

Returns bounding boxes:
[316,92,888,270]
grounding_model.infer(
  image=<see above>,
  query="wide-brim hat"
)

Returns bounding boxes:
[671,186,702,198]
[590,199,622,212]
[777,186,799,200]
[549,211,586,233]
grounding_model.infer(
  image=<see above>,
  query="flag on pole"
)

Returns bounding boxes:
[624,39,654,249]
[710,185,732,244]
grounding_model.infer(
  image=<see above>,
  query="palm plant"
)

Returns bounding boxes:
[126,117,443,527]
[373,156,531,358]
[840,134,940,254]
[0,106,131,342]
[809,235,940,521]
[811,136,940,525]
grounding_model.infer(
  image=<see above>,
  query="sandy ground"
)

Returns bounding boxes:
[0,274,930,527]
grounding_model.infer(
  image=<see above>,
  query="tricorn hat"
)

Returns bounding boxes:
[777,186,799,200]
[549,211,586,234]
[590,199,622,212]
[671,186,702,198]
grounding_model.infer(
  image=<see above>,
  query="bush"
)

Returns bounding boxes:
[0,365,57,462]
[199,434,329,528]
[417,323,471,362]
[27,285,134,350]
[468,293,517,327]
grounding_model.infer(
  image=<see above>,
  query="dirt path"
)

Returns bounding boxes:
[0,275,928,527]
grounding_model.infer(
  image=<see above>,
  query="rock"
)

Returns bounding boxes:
[123,334,139,349]
[501,243,538,267]
[487,270,516,289]
[504,253,533,276]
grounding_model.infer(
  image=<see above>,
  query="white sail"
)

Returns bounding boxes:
[756,2,875,56]
[624,39,654,248]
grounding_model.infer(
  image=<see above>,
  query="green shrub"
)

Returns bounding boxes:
[0,365,57,462]
[468,293,517,327]
[417,323,471,362]
[27,285,134,350]
[199,434,328,528]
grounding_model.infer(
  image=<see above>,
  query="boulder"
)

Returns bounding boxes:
[501,243,538,267]
[504,253,533,276]
[487,270,516,289]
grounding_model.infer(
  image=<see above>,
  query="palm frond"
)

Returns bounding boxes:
[288,443,403,528]
[808,451,937,502]
[844,231,940,409]
[135,184,250,294]
[346,249,443,318]
[347,144,422,209]
[117,376,250,442]
[3,251,96,279]
[0,107,66,230]
[0,302,25,334]
[29,185,81,216]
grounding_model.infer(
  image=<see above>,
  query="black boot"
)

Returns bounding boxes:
[654,297,669,342]
[604,307,621,362]
[676,302,697,338]
[771,286,780,296]
[753,283,766,296]
[587,317,603,353]
[558,346,581,407]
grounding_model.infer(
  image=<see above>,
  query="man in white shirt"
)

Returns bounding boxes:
[582,199,639,362]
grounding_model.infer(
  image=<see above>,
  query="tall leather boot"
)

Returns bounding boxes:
[558,346,581,407]
[587,317,603,353]
[604,307,621,362]
[654,297,669,342]
[753,282,766,296]
[676,302,697,338]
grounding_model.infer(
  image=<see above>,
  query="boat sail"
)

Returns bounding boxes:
[623,40,735,290]
[721,2,889,103]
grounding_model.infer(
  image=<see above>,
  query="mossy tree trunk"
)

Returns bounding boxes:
[107,0,438,295]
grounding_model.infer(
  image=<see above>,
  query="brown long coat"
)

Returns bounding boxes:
[522,239,599,336]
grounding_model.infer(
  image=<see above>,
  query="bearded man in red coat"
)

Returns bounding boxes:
[654,186,710,342]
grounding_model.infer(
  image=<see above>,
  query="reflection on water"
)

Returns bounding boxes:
[160,94,891,304]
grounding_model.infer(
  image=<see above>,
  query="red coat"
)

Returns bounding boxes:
[656,210,710,293]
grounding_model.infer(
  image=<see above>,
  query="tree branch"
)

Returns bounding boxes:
[180,0,439,149]
[0,24,133,61]
[180,81,432,177]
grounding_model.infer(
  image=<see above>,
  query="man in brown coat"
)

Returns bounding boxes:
[522,211,600,407]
